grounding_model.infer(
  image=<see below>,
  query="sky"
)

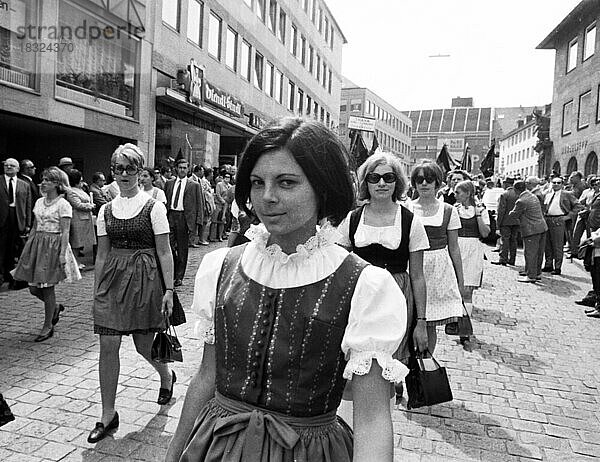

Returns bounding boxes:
[325,0,583,111]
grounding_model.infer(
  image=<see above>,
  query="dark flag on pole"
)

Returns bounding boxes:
[370,134,379,155]
[461,142,472,172]
[350,131,370,169]
[436,144,455,176]
[480,144,495,178]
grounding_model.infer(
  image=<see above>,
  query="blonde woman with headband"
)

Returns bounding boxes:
[88,143,175,444]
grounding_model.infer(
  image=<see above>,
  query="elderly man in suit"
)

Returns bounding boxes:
[1,158,32,288]
[492,177,519,266]
[542,176,581,275]
[165,159,204,286]
[508,181,548,283]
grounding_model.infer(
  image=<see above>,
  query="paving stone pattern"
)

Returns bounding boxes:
[1,245,599,461]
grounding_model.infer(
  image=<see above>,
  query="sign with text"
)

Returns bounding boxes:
[348,116,376,132]
[437,137,465,153]
[204,81,244,118]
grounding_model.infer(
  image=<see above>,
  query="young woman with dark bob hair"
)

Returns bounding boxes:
[166,118,408,462]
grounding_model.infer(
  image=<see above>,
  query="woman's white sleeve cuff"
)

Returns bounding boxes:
[343,351,409,383]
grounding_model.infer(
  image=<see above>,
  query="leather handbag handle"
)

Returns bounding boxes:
[416,350,441,371]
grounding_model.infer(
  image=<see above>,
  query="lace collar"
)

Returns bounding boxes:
[245,221,341,263]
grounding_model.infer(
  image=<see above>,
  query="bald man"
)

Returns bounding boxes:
[1,158,32,287]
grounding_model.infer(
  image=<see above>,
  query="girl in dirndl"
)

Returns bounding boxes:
[453,180,490,343]
[410,162,465,354]
[166,118,408,462]
[12,167,81,342]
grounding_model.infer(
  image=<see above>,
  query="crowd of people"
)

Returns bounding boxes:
[2,117,598,461]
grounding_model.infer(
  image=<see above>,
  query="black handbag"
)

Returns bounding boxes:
[0,394,15,427]
[151,319,183,363]
[169,290,186,327]
[405,352,453,409]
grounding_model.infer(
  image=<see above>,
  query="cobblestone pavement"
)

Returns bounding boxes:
[1,244,600,461]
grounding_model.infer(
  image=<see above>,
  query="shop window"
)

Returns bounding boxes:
[56,1,140,117]
[567,157,578,174]
[578,90,591,130]
[0,0,39,90]
[240,40,251,81]
[208,12,222,60]
[562,100,573,136]
[254,51,264,90]
[277,10,286,44]
[585,151,598,176]
[567,38,578,73]
[162,0,180,30]
[287,80,295,111]
[584,23,596,61]
[225,28,238,71]
[265,61,274,97]
[267,0,277,33]
[187,0,203,46]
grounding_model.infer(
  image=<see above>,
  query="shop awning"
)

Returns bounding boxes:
[156,87,257,137]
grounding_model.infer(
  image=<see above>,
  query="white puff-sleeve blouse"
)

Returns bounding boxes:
[192,223,409,383]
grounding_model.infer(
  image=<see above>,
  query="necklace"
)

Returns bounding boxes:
[44,195,60,207]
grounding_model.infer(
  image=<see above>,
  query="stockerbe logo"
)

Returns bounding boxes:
[204,82,244,118]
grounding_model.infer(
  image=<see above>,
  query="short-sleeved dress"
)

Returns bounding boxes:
[12,196,81,287]
[93,192,170,335]
[456,204,489,287]
[181,223,408,462]
[337,204,429,363]
[413,201,463,325]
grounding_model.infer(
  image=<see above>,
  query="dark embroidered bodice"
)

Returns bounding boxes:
[458,214,479,238]
[105,199,156,249]
[348,205,413,273]
[214,244,368,417]
[423,203,452,250]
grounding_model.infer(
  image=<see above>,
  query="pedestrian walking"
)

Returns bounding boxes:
[337,152,429,403]
[410,162,465,354]
[209,170,231,241]
[166,118,407,462]
[139,167,167,204]
[89,144,175,444]
[66,169,96,267]
[492,177,520,266]
[453,180,490,342]
[12,167,81,341]
[437,170,470,205]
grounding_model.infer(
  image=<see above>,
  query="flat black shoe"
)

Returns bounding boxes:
[551,269,561,275]
[52,304,65,326]
[584,307,599,314]
[34,328,54,342]
[87,412,119,443]
[577,299,597,307]
[586,310,600,318]
[158,371,176,405]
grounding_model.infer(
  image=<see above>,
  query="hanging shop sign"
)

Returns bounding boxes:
[204,81,244,118]
[176,58,203,105]
[347,116,376,132]
[249,113,266,129]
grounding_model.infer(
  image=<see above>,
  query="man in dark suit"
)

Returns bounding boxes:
[1,158,32,287]
[509,181,548,283]
[165,159,205,286]
[492,177,519,266]
[18,159,40,205]
[542,176,581,275]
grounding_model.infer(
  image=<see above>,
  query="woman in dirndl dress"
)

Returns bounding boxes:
[87,144,176,444]
[139,167,168,204]
[453,180,490,343]
[410,162,465,354]
[12,167,81,342]
[336,152,429,405]
[166,118,408,462]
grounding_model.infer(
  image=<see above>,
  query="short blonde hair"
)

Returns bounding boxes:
[42,167,70,194]
[357,152,408,202]
[111,143,145,169]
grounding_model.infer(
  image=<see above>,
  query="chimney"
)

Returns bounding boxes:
[525,115,533,123]
[517,119,524,128]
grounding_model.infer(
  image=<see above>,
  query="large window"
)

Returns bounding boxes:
[256,0,265,22]
[308,45,314,73]
[225,28,238,71]
[208,12,222,59]
[268,0,277,32]
[274,69,283,104]
[578,90,592,129]
[162,0,180,30]
[240,40,251,81]
[567,38,578,72]
[265,61,274,97]
[297,88,304,114]
[187,0,203,46]
[254,51,264,89]
[288,80,295,111]
[584,23,596,61]
[57,1,139,116]
[562,100,573,136]
[0,0,39,89]
[290,24,298,56]
[300,35,306,64]
[278,10,286,43]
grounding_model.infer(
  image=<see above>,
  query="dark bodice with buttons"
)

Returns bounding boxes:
[214,244,368,417]
[105,199,156,249]
[458,214,479,238]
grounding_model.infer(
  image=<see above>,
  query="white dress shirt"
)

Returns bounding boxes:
[171,177,187,211]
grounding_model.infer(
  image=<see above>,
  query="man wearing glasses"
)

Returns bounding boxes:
[542,176,581,275]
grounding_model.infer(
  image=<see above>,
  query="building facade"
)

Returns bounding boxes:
[1,0,346,178]
[538,0,600,177]
[338,84,412,173]
[497,116,540,178]
[404,98,492,175]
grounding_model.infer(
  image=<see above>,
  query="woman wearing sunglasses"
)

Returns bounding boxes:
[337,152,429,406]
[410,162,465,354]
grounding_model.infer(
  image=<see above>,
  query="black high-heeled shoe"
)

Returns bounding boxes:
[51,304,65,326]
[87,411,119,443]
[157,371,176,405]
[34,328,54,342]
